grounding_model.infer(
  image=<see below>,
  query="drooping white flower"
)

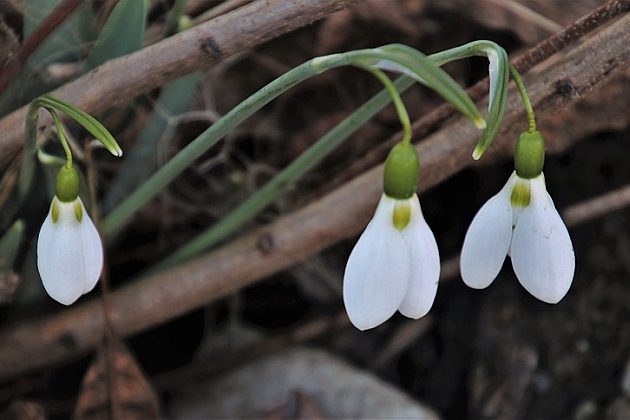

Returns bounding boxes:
[343,193,440,330]
[460,171,574,303]
[37,196,103,305]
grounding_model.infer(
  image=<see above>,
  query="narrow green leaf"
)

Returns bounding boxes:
[427,41,510,158]
[83,0,147,71]
[154,76,416,269]
[377,44,486,129]
[35,95,123,157]
[0,220,25,270]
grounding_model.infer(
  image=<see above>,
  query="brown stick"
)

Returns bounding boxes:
[0,12,628,382]
[0,0,84,95]
[0,0,358,168]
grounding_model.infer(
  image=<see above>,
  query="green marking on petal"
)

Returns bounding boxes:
[51,200,59,224]
[393,202,411,230]
[511,180,531,208]
[74,201,83,223]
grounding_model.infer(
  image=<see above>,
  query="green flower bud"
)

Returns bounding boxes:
[55,166,80,202]
[514,130,545,179]
[383,142,419,199]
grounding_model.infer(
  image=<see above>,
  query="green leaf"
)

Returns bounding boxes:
[425,41,510,159]
[83,0,148,71]
[35,95,123,157]
[368,45,486,129]
[0,220,25,270]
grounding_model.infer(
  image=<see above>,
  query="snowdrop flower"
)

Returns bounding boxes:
[460,131,574,303]
[343,142,440,330]
[37,166,103,305]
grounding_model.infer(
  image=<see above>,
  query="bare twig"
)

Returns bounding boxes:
[0,0,359,168]
[0,0,84,95]
[563,184,630,226]
[0,10,627,381]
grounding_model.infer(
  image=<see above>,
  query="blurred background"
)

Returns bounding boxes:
[0,0,629,419]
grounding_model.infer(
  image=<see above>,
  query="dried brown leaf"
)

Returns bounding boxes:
[74,340,163,420]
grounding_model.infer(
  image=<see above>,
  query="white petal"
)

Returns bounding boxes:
[398,195,440,319]
[511,175,575,303]
[460,173,518,289]
[37,197,103,305]
[77,201,104,294]
[343,195,410,330]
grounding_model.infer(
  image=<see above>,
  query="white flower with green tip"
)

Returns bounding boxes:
[343,142,440,330]
[460,131,575,303]
[37,166,103,305]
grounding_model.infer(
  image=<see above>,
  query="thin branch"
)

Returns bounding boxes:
[0,0,359,168]
[0,11,628,382]
[0,0,84,95]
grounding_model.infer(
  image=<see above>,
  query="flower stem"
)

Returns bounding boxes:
[152,75,416,270]
[509,64,536,133]
[366,67,412,144]
[47,108,73,168]
[103,46,480,237]
[17,103,40,199]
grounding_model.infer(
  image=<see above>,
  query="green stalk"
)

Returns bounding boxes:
[382,41,510,159]
[509,64,536,133]
[103,46,484,237]
[47,108,73,167]
[365,67,412,144]
[153,75,415,269]
[17,102,40,199]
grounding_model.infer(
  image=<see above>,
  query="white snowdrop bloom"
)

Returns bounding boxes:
[37,195,103,305]
[460,171,574,303]
[343,193,440,330]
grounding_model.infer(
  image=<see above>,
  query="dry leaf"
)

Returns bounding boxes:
[74,340,163,420]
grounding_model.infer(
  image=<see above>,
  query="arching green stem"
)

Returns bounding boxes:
[509,64,537,133]
[365,67,412,144]
[103,46,484,237]
[47,107,73,168]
